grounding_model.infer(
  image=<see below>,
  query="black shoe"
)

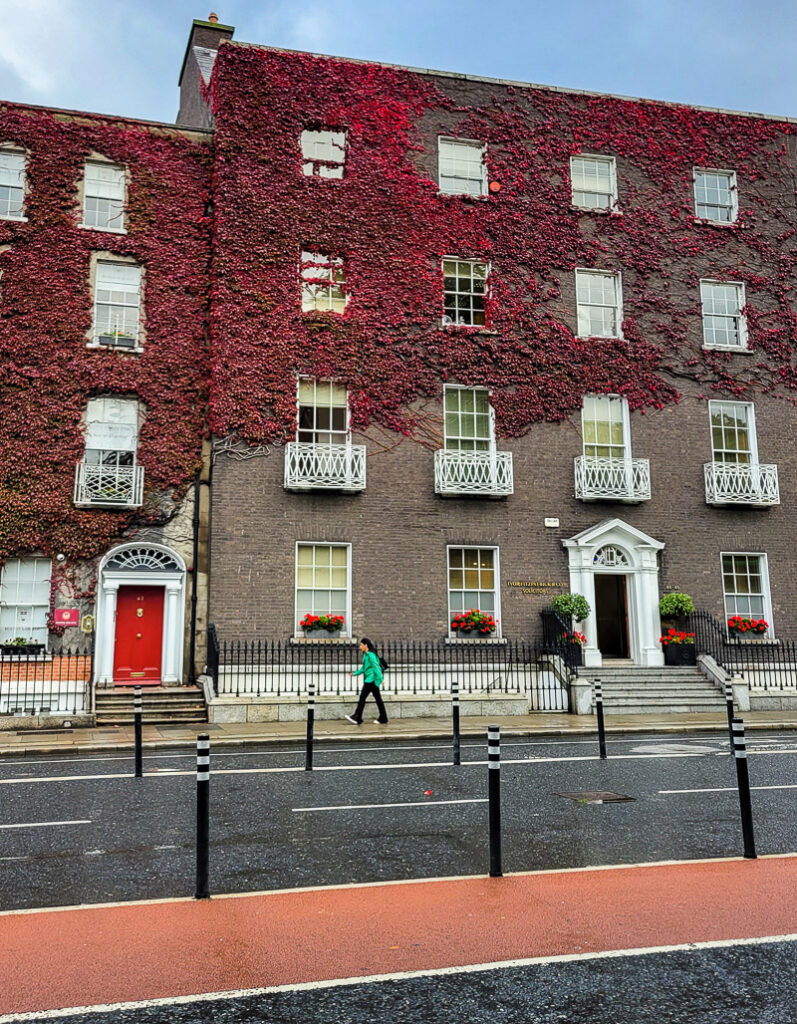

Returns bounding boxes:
[345,714,361,725]
[374,719,388,725]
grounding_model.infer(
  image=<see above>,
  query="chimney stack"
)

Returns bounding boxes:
[177,15,234,129]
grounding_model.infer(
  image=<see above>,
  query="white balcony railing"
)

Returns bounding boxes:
[284,441,366,492]
[434,449,514,497]
[574,455,651,503]
[73,462,144,508]
[704,462,780,507]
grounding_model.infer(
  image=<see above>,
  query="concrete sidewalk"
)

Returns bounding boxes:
[2,709,797,757]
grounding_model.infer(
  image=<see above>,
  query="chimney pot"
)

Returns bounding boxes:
[208,12,218,22]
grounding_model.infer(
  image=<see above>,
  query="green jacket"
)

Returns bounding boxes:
[352,649,383,686]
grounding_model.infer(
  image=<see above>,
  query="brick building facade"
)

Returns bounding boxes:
[196,25,797,669]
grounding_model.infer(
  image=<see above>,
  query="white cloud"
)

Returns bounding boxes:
[0,0,82,94]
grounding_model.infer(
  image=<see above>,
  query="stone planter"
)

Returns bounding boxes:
[663,643,697,667]
[455,630,494,639]
[308,629,342,639]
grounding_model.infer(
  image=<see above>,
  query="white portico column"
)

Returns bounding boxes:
[98,581,119,684]
[162,581,183,683]
[637,557,665,667]
[566,545,602,668]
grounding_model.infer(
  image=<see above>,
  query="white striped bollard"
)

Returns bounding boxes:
[133,685,143,778]
[195,733,210,899]
[594,679,607,760]
[305,681,315,771]
[451,679,461,766]
[488,725,502,877]
[731,718,757,859]
[724,679,735,752]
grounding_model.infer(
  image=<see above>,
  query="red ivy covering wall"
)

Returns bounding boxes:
[0,104,211,563]
[207,45,797,446]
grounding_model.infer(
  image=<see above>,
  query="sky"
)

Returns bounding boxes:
[1,0,795,124]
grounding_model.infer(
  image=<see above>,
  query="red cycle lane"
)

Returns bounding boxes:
[2,855,797,1017]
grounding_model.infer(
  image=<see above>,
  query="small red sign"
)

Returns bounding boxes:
[54,608,80,627]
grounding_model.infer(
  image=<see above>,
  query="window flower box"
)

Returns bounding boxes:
[300,614,344,638]
[450,610,497,638]
[0,640,45,656]
[727,616,768,639]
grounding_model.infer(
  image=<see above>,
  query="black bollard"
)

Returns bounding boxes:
[594,679,607,760]
[731,718,757,860]
[195,733,210,899]
[133,685,143,779]
[305,680,315,772]
[452,679,461,767]
[487,725,502,877]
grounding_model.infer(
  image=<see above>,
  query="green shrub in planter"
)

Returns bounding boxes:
[551,593,590,623]
[658,593,695,619]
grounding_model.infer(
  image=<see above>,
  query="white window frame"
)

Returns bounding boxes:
[296,378,350,443]
[575,269,623,339]
[694,168,738,224]
[709,400,757,465]
[80,159,126,233]
[570,154,618,211]
[0,557,51,646]
[300,251,348,314]
[300,129,346,179]
[700,279,748,351]
[294,542,352,637]
[90,257,143,350]
[438,137,487,197]
[581,394,630,459]
[443,384,494,452]
[446,545,501,638]
[721,551,773,636]
[0,147,27,222]
[442,257,489,327]
[83,397,139,468]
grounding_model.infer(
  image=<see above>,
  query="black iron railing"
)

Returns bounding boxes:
[689,609,797,692]
[540,608,582,670]
[208,633,574,711]
[0,645,93,716]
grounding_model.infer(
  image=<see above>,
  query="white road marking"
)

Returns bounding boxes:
[0,819,91,830]
[661,783,797,795]
[2,931,796,1021]
[293,798,487,813]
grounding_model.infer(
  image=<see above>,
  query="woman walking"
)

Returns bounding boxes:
[345,638,388,725]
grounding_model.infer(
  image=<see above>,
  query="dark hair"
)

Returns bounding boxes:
[360,637,376,651]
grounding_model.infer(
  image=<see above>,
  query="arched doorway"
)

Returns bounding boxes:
[96,543,186,686]
[563,519,665,668]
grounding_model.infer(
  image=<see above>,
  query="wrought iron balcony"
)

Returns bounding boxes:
[574,455,651,503]
[73,462,144,508]
[704,462,780,507]
[434,449,513,497]
[284,441,366,492]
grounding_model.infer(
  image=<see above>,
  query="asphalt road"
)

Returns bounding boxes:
[2,731,796,911]
[9,939,795,1024]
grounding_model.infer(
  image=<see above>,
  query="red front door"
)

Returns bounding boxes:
[113,585,164,684]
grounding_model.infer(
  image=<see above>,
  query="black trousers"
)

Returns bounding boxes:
[352,683,388,723]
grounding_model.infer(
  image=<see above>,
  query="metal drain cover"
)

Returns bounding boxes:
[557,791,635,804]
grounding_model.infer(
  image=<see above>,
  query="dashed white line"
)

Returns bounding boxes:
[0,820,91,830]
[293,798,487,813]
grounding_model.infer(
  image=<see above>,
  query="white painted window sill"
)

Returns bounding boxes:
[702,345,751,354]
[570,204,621,216]
[290,636,358,645]
[85,342,144,354]
[0,214,27,223]
[445,636,507,645]
[78,224,127,234]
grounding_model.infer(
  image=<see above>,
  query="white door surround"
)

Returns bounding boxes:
[95,543,187,685]
[563,519,665,668]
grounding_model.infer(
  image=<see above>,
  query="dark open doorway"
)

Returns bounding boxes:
[595,574,629,658]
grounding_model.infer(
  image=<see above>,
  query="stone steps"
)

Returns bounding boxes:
[95,686,207,725]
[577,667,725,715]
